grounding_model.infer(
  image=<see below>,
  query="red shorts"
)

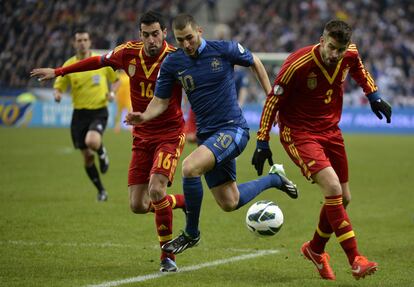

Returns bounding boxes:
[279,125,348,183]
[128,133,186,186]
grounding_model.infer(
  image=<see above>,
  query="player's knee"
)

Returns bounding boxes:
[216,199,237,212]
[323,181,342,197]
[85,138,99,150]
[182,158,201,177]
[148,185,167,202]
[129,201,149,214]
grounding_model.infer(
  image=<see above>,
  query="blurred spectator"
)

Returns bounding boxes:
[207,0,218,22]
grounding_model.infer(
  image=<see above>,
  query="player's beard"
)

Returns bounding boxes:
[321,51,338,67]
[146,38,164,57]
[326,58,339,66]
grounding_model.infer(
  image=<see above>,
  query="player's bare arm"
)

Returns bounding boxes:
[30,68,56,81]
[250,53,272,95]
[125,96,170,125]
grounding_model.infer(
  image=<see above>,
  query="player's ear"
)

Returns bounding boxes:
[197,26,203,35]
[319,36,324,45]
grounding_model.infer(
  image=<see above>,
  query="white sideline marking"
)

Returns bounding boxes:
[86,249,279,287]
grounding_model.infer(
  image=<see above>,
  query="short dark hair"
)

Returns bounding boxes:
[139,10,165,30]
[172,13,198,30]
[323,20,352,45]
[73,27,89,37]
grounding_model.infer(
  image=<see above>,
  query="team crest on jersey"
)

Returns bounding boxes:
[307,72,317,90]
[211,58,222,72]
[341,66,350,82]
[128,58,136,77]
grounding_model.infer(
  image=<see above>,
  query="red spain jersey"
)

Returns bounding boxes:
[103,41,184,139]
[257,44,377,140]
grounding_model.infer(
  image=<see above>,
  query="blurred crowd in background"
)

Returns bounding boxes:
[1,0,413,107]
[230,0,414,107]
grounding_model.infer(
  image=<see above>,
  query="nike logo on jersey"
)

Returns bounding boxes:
[178,69,187,75]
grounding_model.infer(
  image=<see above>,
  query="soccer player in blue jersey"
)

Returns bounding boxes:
[125,14,298,254]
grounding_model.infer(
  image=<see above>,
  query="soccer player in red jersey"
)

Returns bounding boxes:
[252,20,391,280]
[183,107,197,143]
[31,11,186,273]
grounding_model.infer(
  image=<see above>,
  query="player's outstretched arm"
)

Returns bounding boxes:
[124,96,170,125]
[30,68,56,81]
[30,56,104,81]
[250,53,272,95]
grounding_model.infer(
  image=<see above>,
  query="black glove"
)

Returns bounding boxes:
[368,92,392,123]
[251,140,274,176]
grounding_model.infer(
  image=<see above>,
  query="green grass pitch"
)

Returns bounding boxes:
[0,128,413,286]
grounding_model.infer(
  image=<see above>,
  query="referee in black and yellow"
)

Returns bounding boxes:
[53,29,119,201]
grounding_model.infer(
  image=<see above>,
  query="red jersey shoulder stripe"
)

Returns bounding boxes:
[280,53,312,84]
[113,41,143,54]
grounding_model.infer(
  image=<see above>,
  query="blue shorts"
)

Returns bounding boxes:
[198,126,249,188]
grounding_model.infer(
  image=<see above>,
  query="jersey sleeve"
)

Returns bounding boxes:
[101,43,126,70]
[348,45,378,95]
[154,55,176,99]
[256,57,294,141]
[225,41,254,67]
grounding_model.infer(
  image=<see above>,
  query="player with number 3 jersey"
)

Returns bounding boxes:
[252,19,391,280]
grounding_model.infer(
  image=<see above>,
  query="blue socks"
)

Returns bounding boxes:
[236,174,282,209]
[183,177,203,238]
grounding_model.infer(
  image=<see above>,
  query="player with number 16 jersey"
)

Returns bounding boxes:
[103,41,183,141]
[29,11,188,272]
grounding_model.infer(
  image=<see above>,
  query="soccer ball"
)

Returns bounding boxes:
[245,200,284,237]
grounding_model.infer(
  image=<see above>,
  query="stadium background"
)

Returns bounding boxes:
[0,0,413,132]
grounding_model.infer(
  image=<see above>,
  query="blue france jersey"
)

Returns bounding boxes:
[155,40,253,135]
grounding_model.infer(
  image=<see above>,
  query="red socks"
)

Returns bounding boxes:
[311,195,360,264]
[152,197,174,261]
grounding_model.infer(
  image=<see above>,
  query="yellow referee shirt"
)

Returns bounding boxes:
[54,52,118,110]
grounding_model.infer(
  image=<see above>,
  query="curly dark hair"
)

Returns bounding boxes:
[323,20,352,45]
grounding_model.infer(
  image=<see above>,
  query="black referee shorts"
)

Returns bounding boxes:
[70,107,108,149]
